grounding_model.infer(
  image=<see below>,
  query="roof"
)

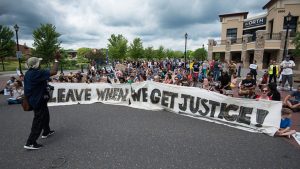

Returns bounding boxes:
[263,0,277,10]
[219,12,249,22]
[244,13,267,21]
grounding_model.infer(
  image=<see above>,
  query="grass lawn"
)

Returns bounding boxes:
[0,60,25,72]
[0,59,80,72]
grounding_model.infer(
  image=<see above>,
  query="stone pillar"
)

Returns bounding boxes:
[241,34,251,67]
[254,30,267,70]
[208,39,214,60]
[225,38,231,62]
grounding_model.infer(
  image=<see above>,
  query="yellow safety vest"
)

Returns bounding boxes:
[190,62,194,70]
[268,65,279,75]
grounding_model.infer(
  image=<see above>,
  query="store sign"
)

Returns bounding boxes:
[244,17,266,29]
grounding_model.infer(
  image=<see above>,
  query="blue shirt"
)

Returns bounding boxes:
[24,68,50,109]
[280,118,291,129]
[291,91,300,101]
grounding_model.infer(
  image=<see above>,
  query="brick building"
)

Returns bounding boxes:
[208,0,300,70]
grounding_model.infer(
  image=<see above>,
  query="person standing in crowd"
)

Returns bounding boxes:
[202,60,209,78]
[228,61,236,77]
[23,52,60,150]
[249,60,258,81]
[213,60,221,81]
[237,61,243,77]
[280,55,295,91]
[268,60,279,84]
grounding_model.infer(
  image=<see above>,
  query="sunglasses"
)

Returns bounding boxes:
[262,90,268,93]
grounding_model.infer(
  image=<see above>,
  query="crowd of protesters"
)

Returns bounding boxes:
[2,56,299,138]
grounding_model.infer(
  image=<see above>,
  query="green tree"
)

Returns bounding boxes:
[155,45,165,60]
[32,24,61,66]
[144,46,154,60]
[128,38,144,61]
[77,47,92,57]
[76,55,89,72]
[187,50,193,61]
[58,49,68,73]
[165,49,174,59]
[0,25,15,71]
[107,34,128,61]
[173,51,184,58]
[86,49,104,61]
[192,48,207,61]
[292,31,300,57]
[77,48,91,72]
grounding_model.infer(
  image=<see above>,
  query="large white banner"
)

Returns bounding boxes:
[48,81,282,136]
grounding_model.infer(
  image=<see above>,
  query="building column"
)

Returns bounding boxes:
[242,34,251,67]
[254,30,266,70]
[208,39,214,61]
[225,38,231,62]
[254,50,264,69]
[225,52,231,62]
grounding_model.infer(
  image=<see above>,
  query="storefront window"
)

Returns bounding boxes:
[283,16,298,33]
[226,28,237,38]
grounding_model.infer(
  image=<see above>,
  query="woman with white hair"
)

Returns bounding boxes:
[23,53,60,150]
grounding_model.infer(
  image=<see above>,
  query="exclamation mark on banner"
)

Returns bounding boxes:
[255,109,269,127]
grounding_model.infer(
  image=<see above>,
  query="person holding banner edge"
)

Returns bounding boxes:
[23,51,60,150]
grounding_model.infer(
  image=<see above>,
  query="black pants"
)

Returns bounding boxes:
[250,69,257,81]
[269,74,277,83]
[26,100,50,145]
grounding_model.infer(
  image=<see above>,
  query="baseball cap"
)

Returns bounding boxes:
[26,57,42,69]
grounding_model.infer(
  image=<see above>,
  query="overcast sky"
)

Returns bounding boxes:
[1,0,269,51]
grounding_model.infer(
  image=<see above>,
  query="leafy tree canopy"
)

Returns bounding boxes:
[107,34,128,61]
[32,24,61,65]
[292,31,300,57]
[0,25,15,71]
[192,48,207,61]
[128,38,144,61]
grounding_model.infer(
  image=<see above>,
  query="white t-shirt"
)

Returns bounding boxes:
[249,64,258,70]
[280,60,295,75]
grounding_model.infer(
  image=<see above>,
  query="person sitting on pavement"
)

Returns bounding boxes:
[3,76,16,95]
[163,73,173,84]
[7,80,24,104]
[173,76,182,86]
[218,71,231,94]
[255,86,271,101]
[267,82,281,101]
[258,71,269,90]
[201,78,213,91]
[238,73,256,98]
[283,85,300,111]
[275,108,296,138]
[230,73,238,89]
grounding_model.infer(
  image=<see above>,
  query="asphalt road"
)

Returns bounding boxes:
[0,94,300,169]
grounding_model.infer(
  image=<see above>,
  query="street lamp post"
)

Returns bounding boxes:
[282,12,293,60]
[14,24,22,74]
[184,33,188,69]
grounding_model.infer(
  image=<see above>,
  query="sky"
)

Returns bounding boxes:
[1,0,269,51]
